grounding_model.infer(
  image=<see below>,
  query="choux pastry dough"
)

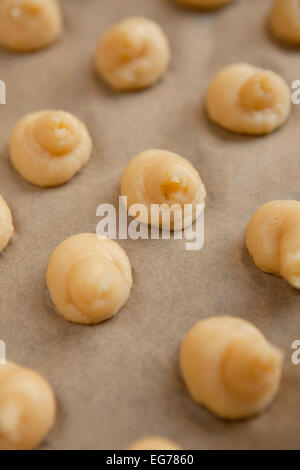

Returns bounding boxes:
[0,0,63,52]
[180,316,283,420]
[46,234,132,325]
[121,149,206,230]
[0,195,13,254]
[206,63,291,135]
[95,17,171,91]
[0,361,56,450]
[246,200,300,289]
[10,110,92,188]
[128,436,182,450]
[269,0,300,44]
[174,0,233,9]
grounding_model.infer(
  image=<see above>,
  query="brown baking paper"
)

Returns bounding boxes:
[0,0,299,450]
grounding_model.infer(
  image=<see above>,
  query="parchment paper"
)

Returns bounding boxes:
[0,0,299,450]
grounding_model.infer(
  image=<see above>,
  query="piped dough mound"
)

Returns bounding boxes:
[46,234,133,325]
[180,316,283,420]
[128,436,182,450]
[206,63,291,135]
[95,17,171,91]
[10,110,92,187]
[0,361,56,450]
[0,0,63,52]
[0,195,13,254]
[269,0,300,44]
[174,0,233,9]
[121,149,206,230]
[246,200,300,289]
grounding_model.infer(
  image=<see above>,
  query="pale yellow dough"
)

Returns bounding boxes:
[46,234,132,325]
[174,0,233,9]
[0,361,56,450]
[121,149,206,230]
[10,110,92,188]
[269,0,300,44]
[0,195,13,254]
[128,436,182,450]
[206,63,291,135]
[180,316,283,420]
[0,0,63,52]
[246,200,300,289]
[95,17,171,91]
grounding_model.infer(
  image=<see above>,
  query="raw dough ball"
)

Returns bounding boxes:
[206,63,291,135]
[246,200,300,289]
[95,17,171,91]
[10,110,92,187]
[46,234,132,325]
[174,0,233,9]
[0,195,13,254]
[180,316,283,420]
[128,436,182,450]
[269,0,300,44]
[0,361,56,450]
[0,0,63,52]
[121,149,206,230]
